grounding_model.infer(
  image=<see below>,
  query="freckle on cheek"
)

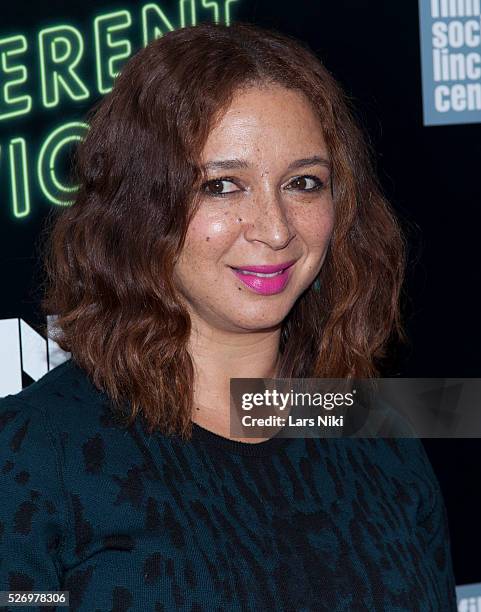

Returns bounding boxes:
[206,236,210,241]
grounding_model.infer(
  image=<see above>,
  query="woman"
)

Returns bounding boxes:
[0,21,457,611]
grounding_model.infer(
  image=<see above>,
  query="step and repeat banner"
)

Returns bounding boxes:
[1,0,480,605]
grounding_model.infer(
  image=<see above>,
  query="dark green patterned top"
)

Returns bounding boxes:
[0,359,457,611]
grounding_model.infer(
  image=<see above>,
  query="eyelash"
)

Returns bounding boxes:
[201,175,326,198]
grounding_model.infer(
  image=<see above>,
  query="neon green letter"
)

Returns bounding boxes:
[9,137,31,218]
[0,35,32,121]
[94,11,132,94]
[37,121,88,206]
[39,25,89,108]
[223,0,239,25]
[142,3,175,45]
[198,0,239,25]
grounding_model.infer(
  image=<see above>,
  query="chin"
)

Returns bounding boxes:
[230,307,289,331]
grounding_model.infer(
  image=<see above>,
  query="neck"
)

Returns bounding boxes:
[188,317,282,438]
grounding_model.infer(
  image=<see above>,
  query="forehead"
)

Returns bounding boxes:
[201,84,328,161]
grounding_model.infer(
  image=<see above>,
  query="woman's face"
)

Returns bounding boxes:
[173,83,335,333]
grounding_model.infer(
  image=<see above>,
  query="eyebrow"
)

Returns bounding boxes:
[202,155,331,172]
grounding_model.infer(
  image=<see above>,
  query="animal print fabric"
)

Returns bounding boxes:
[0,359,457,611]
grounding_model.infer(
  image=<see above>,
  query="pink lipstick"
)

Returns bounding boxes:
[229,260,297,295]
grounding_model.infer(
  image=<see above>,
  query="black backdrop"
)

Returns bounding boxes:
[1,0,480,585]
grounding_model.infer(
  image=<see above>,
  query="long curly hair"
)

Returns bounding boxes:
[39,21,406,440]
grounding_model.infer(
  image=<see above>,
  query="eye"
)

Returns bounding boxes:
[285,175,325,192]
[202,178,240,197]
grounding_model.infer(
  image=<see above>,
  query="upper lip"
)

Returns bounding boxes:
[229,259,298,273]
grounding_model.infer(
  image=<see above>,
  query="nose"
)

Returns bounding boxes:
[242,190,295,249]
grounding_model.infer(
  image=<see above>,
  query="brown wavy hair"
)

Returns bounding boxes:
[39,21,406,440]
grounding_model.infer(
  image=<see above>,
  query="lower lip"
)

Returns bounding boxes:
[230,265,293,295]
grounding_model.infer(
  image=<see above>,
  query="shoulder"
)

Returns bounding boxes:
[2,358,97,408]
[375,437,443,497]
[0,361,78,481]
[0,358,117,437]
[328,437,445,522]
[349,436,443,492]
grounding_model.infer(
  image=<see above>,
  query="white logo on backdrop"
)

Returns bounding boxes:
[0,315,70,397]
[419,0,481,125]
[458,595,481,611]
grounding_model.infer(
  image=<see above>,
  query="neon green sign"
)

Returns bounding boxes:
[0,1,239,218]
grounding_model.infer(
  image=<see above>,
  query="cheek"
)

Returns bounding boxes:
[294,203,335,249]
[181,212,237,263]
